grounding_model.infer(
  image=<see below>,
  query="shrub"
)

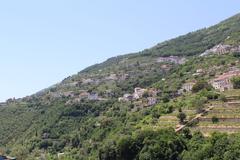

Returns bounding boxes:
[177,112,187,124]
[192,81,212,93]
[231,76,240,89]
[219,94,227,102]
[212,116,219,123]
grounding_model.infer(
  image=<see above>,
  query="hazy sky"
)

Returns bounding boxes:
[0,0,240,101]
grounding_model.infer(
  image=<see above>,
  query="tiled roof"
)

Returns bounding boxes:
[213,71,240,81]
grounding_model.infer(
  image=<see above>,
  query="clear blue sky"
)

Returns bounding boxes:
[0,0,239,101]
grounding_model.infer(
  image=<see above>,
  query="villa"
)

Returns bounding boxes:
[133,87,147,99]
[182,81,197,92]
[211,70,240,91]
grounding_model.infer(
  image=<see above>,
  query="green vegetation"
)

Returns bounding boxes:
[100,129,240,160]
[181,132,240,160]
[212,116,219,123]
[177,109,187,124]
[192,81,212,93]
[231,76,240,89]
[99,129,186,160]
[0,13,240,159]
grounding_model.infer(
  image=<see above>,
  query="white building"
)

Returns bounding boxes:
[133,87,147,99]
[211,70,240,92]
[182,81,196,92]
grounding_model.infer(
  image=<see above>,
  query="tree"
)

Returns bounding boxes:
[117,136,139,160]
[99,129,186,160]
[39,140,53,150]
[233,52,240,57]
[231,76,240,89]
[142,91,149,98]
[219,94,227,102]
[191,96,207,113]
[99,142,117,160]
[212,116,219,124]
[177,112,187,124]
[162,94,170,103]
[192,81,212,93]
[181,127,192,139]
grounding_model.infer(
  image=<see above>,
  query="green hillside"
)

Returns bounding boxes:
[0,13,240,160]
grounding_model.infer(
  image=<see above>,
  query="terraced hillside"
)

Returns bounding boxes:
[194,90,240,135]
[157,89,240,136]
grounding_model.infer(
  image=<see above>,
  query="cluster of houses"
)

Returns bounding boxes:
[179,68,240,93]
[200,44,240,56]
[47,90,107,105]
[118,87,159,108]
[157,56,186,64]
[50,89,109,101]
[64,73,130,87]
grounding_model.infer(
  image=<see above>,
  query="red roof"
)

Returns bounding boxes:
[214,71,240,81]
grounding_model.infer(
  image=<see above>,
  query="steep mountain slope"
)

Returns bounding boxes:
[0,13,240,159]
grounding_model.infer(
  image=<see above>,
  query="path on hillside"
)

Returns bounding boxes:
[175,105,215,133]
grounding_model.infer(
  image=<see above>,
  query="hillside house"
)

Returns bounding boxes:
[148,88,159,97]
[147,97,157,106]
[64,82,78,87]
[82,78,94,84]
[0,155,16,160]
[200,44,240,56]
[196,69,204,73]
[49,92,62,99]
[133,87,147,99]
[79,91,90,99]
[133,101,144,111]
[229,66,240,72]
[160,64,170,70]
[211,70,240,91]
[119,87,159,104]
[7,156,16,160]
[229,45,240,53]
[119,74,130,81]
[211,44,232,54]
[22,96,32,102]
[193,69,205,76]
[105,74,118,81]
[104,89,114,98]
[157,56,186,64]
[182,81,196,92]
[58,153,65,159]
[88,93,99,100]
[178,81,196,94]
[0,102,7,107]
[63,91,75,98]
[119,94,134,102]
[6,98,16,104]
[118,97,124,102]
